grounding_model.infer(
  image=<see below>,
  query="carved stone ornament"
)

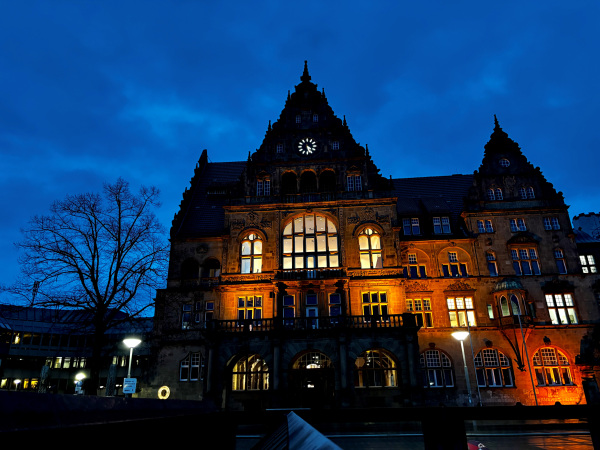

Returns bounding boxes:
[362,207,375,221]
[405,281,431,293]
[231,219,245,230]
[247,211,259,227]
[446,280,474,291]
[260,219,272,229]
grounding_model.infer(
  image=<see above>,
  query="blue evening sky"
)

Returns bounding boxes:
[1,1,599,290]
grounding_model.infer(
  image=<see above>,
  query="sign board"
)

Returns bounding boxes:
[123,377,137,394]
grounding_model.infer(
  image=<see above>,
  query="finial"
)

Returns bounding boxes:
[343,115,347,127]
[287,90,291,101]
[301,60,311,83]
[268,120,271,131]
[247,151,251,162]
[366,144,370,156]
[494,114,501,130]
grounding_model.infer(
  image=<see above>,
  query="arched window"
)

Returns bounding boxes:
[420,349,454,388]
[281,172,297,195]
[299,171,317,193]
[499,294,523,316]
[232,354,269,391]
[495,188,503,200]
[241,233,262,274]
[202,258,220,278]
[474,348,514,387]
[181,258,200,279]
[319,170,336,193]
[293,351,333,370]
[358,227,383,269]
[282,214,339,270]
[519,187,527,199]
[527,186,535,199]
[533,347,572,386]
[355,349,397,387]
[487,189,495,201]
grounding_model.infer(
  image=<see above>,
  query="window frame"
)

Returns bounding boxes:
[511,247,541,276]
[406,298,433,328]
[447,296,476,327]
[240,233,263,274]
[420,349,454,388]
[358,227,383,269]
[362,291,389,321]
[533,347,573,386]
[474,348,514,387]
[282,213,339,270]
[545,293,578,325]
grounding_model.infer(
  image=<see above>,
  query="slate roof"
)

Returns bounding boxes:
[172,160,246,238]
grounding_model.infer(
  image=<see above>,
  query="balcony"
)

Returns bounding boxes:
[275,268,346,280]
[235,190,392,206]
[204,313,413,333]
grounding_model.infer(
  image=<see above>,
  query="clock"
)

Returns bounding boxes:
[298,137,317,155]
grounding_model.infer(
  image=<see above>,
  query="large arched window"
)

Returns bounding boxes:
[282,214,339,270]
[232,354,269,391]
[474,348,514,387]
[319,170,336,193]
[241,233,262,274]
[300,171,317,193]
[281,172,297,195]
[533,347,573,386]
[420,349,454,388]
[355,349,397,387]
[358,227,383,269]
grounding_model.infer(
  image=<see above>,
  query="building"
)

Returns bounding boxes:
[0,305,152,395]
[146,62,600,409]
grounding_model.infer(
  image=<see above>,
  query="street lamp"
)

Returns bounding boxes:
[452,331,473,406]
[75,372,86,394]
[123,338,142,378]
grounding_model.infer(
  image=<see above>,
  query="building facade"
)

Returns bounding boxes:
[146,63,600,409]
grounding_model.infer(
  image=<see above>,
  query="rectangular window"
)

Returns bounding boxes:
[329,293,342,321]
[485,220,494,233]
[406,298,433,328]
[442,253,468,277]
[257,179,271,196]
[347,174,362,192]
[510,218,527,232]
[313,114,318,122]
[447,296,476,327]
[362,291,389,320]
[276,143,283,153]
[433,217,451,234]
[190,353,201,381]
[205,302,214,322]
[238,296,263,323]
[544,217,561,230]
[182,304,192,329]
[332,141,339,150]
[402,218,420,235]
[511,247,541,276]
[477,220,486,233]
[545,294,578,325]
[283,294,295,324]
[580,255,597,273]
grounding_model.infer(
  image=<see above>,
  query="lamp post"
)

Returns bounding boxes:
[123,338,142,378]
[452,331,473,406]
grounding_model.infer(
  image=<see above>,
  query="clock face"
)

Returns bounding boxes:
[298,137,317,155]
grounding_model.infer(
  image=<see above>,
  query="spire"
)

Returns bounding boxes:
[343,115,347,127]
[268,120,272,131]
[301,60,311,83]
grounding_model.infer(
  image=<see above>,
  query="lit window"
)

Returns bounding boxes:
[276,143,283,153]
[533,347,572,386]
[510,218,527,232]
[442,252,468,277]
[406,298,433,327]
[433,216,451,234]
[580,255,597,273]
[405,252,427,278]
[420,349,454,387]
[355,349,397,387]
[347,174,362,191]
[447,296,476,327]
[362,291,388,320]
[359,227,383,269]
[511,247,541,275]
[282,213,339,270]
[241,233,263,274]
[554,249,567,274]
[545,294,578,325]
[474,349,513,387]
[499,294,524,316]
[232,354,269,391]
[237,296,262,322]
[256,179,271,196]
[487,251,498,276]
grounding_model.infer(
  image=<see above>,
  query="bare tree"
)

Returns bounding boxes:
[4,178,169,392]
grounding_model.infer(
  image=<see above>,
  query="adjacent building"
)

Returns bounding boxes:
[146,63,600,409]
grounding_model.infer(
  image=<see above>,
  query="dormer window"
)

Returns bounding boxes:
[487,189,495,201]
[520,186,535,199]
[433,216,451,234]
[313,114,318,122]
[347,174,362,191]
[403,218,420,236]
[332,141,339,150]
[495,188,503,200]
[276,143,284,153]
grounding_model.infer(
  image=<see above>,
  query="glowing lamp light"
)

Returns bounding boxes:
[452,331,470,341]
[123,338,142,349]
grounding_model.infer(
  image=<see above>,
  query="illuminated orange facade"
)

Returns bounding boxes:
[146,63,600,409]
